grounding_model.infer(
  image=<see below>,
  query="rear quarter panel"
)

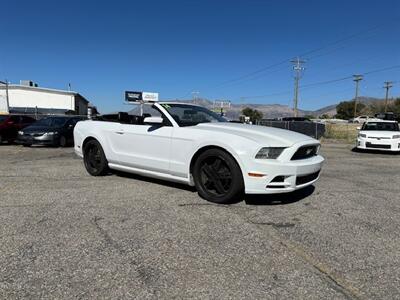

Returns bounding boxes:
[73,120,121,163]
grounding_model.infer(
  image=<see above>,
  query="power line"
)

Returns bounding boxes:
[236,64,400,101]
[211,21,394,89]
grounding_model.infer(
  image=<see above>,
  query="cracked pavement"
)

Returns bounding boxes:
[0,143,399,299]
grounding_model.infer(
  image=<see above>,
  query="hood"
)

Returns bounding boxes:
[195,122,317,147]
[361,130,400,138]
[22,125,60,133]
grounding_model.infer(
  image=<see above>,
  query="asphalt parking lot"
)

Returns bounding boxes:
[0,143,399,299]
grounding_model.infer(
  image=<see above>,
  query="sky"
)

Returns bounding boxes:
[1,0,400,113]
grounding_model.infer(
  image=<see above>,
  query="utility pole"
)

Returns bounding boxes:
[191,91,200,105]
[291,57,306,117]
[383,81,393,113]
[352,75,363,118]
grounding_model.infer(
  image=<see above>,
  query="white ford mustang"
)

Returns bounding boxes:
[74,102,324,203]
[356,120,400,152]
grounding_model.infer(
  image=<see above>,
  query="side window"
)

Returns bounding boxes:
[142,105,162,118]
[10,116,21,123]
[21,116,33,123]
[128,104,171,126]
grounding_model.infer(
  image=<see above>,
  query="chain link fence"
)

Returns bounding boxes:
[256,120,326,139]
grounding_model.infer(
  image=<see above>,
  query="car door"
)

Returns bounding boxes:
[112,106,173,174]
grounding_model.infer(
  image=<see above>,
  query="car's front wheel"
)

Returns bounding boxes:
[83,140,109,176]
[59,135,67,147]
[193,149,244,204]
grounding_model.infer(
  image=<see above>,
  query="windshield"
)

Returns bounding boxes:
[362,122,399,131]
[160,104,226,127]
[0,116,8,123]
[34,117,67,127]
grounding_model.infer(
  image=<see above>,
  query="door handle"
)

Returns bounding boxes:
[115,131,124,135]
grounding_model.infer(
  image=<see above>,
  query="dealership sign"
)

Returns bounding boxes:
[125,91,159,102]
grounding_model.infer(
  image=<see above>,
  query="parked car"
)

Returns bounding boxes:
[74,102,324,204]
[374,112,398,121]
[349,115,381,123]
[356,120,400,152]
[16,116,86,147]
[0,114,36,144]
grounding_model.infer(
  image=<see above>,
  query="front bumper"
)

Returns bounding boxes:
[15,134,58,145]
[357,137,400,152]
[243,154,324,194]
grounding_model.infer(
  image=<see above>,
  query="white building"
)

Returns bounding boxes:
[0,81,89,115]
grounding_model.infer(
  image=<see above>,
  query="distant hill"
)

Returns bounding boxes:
[126,96,397,120]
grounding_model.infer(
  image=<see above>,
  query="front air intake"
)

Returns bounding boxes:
[291,145,318,160]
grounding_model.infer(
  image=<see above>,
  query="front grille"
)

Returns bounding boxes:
[369,136,390,140]
[291,145,318,160]
[296,171,320,186]
[366,142,391,149]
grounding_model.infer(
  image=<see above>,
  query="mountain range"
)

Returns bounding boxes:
[170,97,392,119]
[126,96,397,120]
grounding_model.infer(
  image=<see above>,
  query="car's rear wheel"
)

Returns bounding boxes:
[83,140,108,176]
[0,135,3,144]
[193,149,244,204]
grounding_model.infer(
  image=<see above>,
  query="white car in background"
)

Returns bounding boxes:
[350,115,381,123]
[74,101,324,204]
[356,120,400,152]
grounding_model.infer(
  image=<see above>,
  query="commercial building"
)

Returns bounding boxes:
[0,81,89,115]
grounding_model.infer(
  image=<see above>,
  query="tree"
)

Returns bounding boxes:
[392,98,400,115]
[242,107,263,123]
[335,100,365,120]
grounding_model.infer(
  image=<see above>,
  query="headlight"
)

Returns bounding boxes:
[255,147,286,159]
[44,132,58,136]
[18,131,24,135]
[393,135,400,139]
[358,133,367,138]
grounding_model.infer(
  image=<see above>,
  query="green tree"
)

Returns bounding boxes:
[392,98,400,115]
[335,100,365,120]
[242,107,263,123]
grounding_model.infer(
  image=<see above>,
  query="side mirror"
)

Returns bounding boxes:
[357,127,361,130]
[144,116,163,125]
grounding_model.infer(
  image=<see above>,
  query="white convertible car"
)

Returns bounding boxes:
[74,102,324,203]
[356,120,400,152]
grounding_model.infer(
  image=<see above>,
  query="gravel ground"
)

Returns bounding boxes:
[0,143,399,299]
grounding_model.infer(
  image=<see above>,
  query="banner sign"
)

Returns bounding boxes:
[125,91,143,102]
[125,91,159,102]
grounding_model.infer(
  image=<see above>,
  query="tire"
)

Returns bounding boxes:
[83,140,109,176]
[0,135,2,144]
[193,149,244,204]
[59,135,67,147]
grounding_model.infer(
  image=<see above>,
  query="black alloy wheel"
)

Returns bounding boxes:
[83,140,108,176]
[193,149,244,204]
